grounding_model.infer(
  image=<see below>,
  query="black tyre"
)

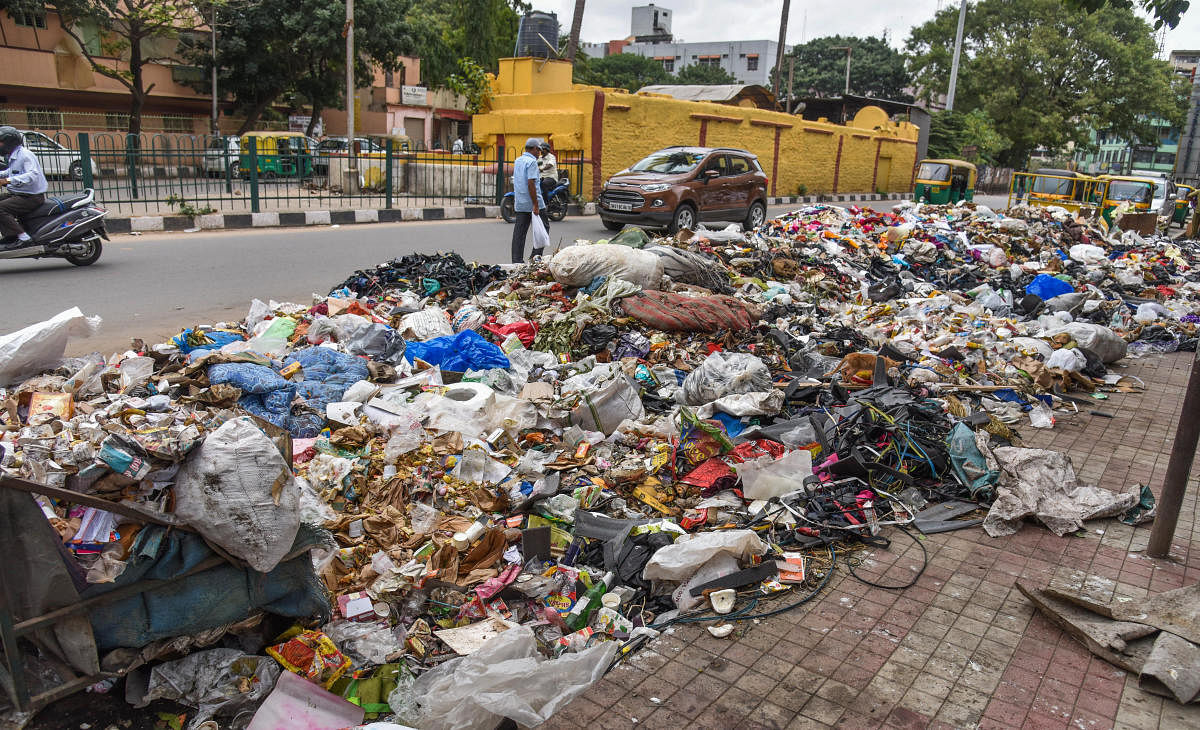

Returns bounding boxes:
[227,161,240,179]
[669,203,697,233]
[500,196,516,223]
[69,161,84,181]
[602,218,624,231]
[744,200,766,230]
[547,192,569,222]
[65,238,102,267]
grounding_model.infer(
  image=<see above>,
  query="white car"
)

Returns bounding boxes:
[17,130,100,181]
[202,136,240,177]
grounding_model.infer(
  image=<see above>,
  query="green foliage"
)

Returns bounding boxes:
[1063,0,1190,28]
[906,0,1187,167]
[574,53,669,92]
[409,0,529,87]
[448,59,493,115]
[779,36,913,101]
[927,109,1009,164]
[672,63,738,85]
[166,194,216,217]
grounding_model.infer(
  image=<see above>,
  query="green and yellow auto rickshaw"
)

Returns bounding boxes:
[1008,169,1099,215]
[1172,184,1195,226]
[1093,174,1156,226]
[913,159,976,204]
[239,132,314,179]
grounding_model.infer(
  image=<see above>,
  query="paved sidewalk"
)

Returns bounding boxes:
[548,352,1200,730]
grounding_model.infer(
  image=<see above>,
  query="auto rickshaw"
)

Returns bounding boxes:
[1172,184,1195,226]
[1093,174,1156,226]
[1008,169,1098,215]
[913,159,976,203]
[239,132,314,179]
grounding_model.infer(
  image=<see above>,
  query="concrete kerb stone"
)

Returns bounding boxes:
[353,209,379,224]
[305,210,332,226]
[251,212,280,228]
[129,216,164,232]
[196,213,225,230]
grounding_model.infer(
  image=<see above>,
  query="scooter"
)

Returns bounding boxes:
[0,188,108,266]
[500,177,571,223]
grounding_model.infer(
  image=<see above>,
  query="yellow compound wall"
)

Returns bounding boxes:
[473,58,920,201]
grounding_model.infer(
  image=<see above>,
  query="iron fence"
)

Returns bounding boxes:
[16,133,586,217]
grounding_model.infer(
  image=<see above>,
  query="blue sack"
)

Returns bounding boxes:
[403,330,510,372]
[1025,274,1073,300]
[946,422,998,500]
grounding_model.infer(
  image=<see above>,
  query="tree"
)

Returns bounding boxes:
[672,63,738,85]
[1,0,211,134]
[1064,0,1189,28]
[778,36,913,101]
[906,0,1187,167]
[448,58,493,114]
[409,0,529,88]
[927,109,1009,163]
[573,53,669,92]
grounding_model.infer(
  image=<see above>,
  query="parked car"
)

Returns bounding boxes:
[201,136,240,177]
[598,146,768,233]
[13,131,99,181]
[313,136,386,175]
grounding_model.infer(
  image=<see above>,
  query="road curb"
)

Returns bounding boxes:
[103,195,909,235]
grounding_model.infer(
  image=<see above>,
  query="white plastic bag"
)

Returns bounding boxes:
[1046,323,1127,363]
[681,351,772,406]
[137,648,280,730]
[531,214,550,251]
[735,449,814,499]
[1046,348,1086,372]
[0,307,101,386]
[411,626,616,730]
[561,363,645,435]
[548,243,665,289]
[1068,244,1107,265]
[643,529,767,583]
[173,417,300,572]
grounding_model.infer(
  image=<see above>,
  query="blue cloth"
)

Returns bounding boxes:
[512,151,544,213]
[1026,274,1073,300]
[1,145,47,194]
[207,347,369,436]
[173,329,244,354]
[403,330,510,372]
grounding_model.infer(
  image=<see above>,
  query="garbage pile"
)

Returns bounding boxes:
[2,203,1199,727]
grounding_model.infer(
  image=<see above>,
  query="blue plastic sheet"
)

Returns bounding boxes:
[1025,274,1073,300]
[946,422,998,500]
[403,330,510,372]
[172,329,244,354]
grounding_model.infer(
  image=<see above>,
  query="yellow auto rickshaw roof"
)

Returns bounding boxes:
[1096,174,1156,183]
[920,159,977,171]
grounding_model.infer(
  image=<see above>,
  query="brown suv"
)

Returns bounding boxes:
[599,146,769,233]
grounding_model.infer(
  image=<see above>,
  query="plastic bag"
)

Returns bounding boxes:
[322,621,404,668]
[411,626,617,730]
[734,449,813,499]
[173,417,300,573]
[1135,302,1169,324]
[0,307,101,386]
[1046,348,1087,372]
[399,308,454,341]
[1025,274,1073,301]
[643,529,767,583]
[404,330,509,372]
[410,502,440,535]
[1068,244,1107,265]
[548,243,665,290]
[946,422,998,500]
[1046,323,1127,363]
[138,648,279,730]
[681,352,772,406]
[267,629,352,689]
[561,363,645,435]
[531,214,550,251]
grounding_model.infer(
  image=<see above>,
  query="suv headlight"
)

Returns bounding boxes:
[640,183,670,193]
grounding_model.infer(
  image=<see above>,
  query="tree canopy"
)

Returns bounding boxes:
[673,63,738,85]
[777,36,913,102]
[410,0,529,88]
[1065,0,1190,28]
[573,53,669,92]
[926,109,1010,164]
[906,0,1187,167]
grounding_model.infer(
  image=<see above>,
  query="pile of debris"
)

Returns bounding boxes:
[3,200,1199,728]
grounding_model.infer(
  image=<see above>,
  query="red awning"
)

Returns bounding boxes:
[434,108,469,121]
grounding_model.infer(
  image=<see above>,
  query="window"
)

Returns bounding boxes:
[662,58,674,72]
[698,56,721,68]
[728,156,751,175]
[1132,149,1154,164]
[162,115,194,133]
[746,55,759,71]
[26,106,59,129]
[703,154,729,176]
[105,112,127,131]
[11,9,47,28]
[384,70,394,87]
[1155,151,1176,166]
[171,65,204,84]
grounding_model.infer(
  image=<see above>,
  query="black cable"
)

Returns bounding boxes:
[846,525,928,590]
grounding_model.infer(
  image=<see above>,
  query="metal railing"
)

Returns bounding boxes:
[21,134,586,217]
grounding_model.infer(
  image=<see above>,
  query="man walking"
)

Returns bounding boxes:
[0,126,47,250]
[511,137,549,264]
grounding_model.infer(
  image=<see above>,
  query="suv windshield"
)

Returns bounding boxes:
[630,150,705,174]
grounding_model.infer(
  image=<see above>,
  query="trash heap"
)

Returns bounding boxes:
[3,202,1200,727]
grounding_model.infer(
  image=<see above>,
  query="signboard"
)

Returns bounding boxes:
[402,85,428,106]
[288,115,321,136]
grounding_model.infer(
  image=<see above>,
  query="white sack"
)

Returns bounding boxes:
[548,243,664,289]
[681,351,772,406]
[0,307,101,386]
[643,529,768,583]
[1046,323,1127,363]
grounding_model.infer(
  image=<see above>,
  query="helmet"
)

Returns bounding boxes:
[0,126,21,157]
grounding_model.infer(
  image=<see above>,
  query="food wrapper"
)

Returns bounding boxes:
[266,629,352,689]
[27,392,73,422]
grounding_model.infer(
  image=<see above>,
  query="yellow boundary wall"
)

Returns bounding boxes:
[472,58,920,201]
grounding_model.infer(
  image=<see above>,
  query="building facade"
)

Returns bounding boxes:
[1171,49,1200,184]
[1073,121,1179,176]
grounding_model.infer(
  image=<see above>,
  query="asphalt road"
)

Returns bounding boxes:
[1,196,1009,355]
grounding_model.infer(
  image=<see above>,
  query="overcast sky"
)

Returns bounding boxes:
[533,1,1200,56]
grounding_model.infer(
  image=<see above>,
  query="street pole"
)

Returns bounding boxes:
[946,0,967,111]
[772,0,791,100]
[786,56,795,113]
[843,47,851,95]
[1147,348,1200,558]
[210,6,218,136]
[345,0,359,193]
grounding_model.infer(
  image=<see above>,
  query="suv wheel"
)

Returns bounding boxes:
[602,218,624,231]
[744,200,766,230]
[669,203,696,233]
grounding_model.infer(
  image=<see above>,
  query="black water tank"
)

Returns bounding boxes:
[515,11,559,58]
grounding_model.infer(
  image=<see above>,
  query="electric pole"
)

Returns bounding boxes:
[210,5,218,136]
[567,0,586,63]
[772,0,790,100]
[946,0,967,111]
[345,0,358,193]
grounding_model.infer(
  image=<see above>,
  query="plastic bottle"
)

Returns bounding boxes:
[565,571,615,631]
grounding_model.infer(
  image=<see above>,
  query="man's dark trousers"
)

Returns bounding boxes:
[511,210,550,263]
[0,191,43,239]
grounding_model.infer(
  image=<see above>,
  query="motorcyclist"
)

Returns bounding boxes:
[0,126,47,249]
[537,140,558,203]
